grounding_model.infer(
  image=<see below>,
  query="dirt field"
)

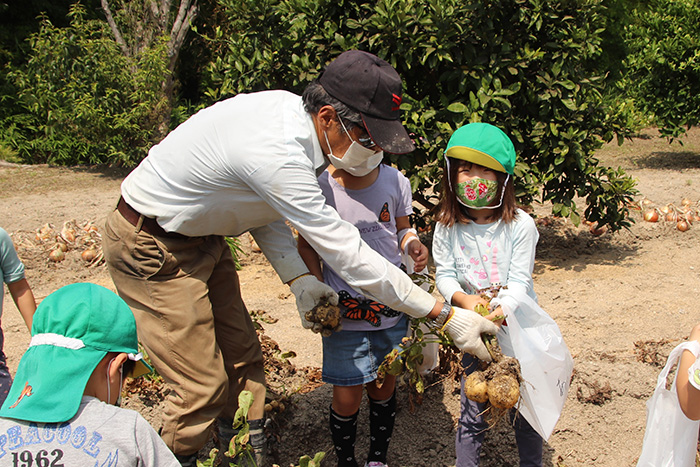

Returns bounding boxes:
[2,127,700,466]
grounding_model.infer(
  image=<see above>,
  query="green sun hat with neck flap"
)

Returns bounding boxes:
[445,122,516,175]
[0,283,152,423]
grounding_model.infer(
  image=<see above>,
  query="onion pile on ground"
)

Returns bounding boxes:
[21,219,104,266]
[634,197,700,231]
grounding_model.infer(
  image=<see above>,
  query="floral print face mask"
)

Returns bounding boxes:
[456,178,499,208]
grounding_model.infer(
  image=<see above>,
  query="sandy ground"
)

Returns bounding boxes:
[1,127,700,466]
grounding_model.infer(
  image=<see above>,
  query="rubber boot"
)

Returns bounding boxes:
[216,417,267,466]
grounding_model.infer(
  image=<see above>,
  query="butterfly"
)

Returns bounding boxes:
[338,290,400,327]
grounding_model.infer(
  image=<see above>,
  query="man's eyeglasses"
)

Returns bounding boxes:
[357,135,376,149]
[338,117,377,149]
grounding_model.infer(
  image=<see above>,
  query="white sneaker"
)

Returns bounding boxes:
[365,462,388,467]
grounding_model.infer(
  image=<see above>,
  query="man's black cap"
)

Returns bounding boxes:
[319,50,415,155]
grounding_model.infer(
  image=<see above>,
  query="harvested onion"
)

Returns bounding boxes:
[685,211,694,225]
[677,220,690,232]
[589,222,607,236]
[464,371,489,403]
[49,248,65,262]
[35,223,54,242]
[643,209,659,222]
[81,248,97,262]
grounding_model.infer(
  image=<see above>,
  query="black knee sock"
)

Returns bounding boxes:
[330,405,359,467]
[367,392,397,464]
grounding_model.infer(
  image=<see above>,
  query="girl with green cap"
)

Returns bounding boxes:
[432,123,543,466]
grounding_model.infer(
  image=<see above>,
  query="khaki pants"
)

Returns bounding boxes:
[103,208,266,455]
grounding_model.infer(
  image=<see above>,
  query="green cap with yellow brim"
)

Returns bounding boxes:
[0,283,152,423]
[445,122,516,175]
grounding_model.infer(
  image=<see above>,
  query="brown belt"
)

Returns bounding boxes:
[116,197,188,239]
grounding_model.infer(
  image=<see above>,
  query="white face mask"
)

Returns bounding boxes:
[446,158,509,210]
[324,119,383,177]
[343,151,384,177]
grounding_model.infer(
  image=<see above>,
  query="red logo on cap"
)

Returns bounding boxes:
[9,381,33,409]
[391,93,402,111]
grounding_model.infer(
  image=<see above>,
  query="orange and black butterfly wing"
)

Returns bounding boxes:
[381,305,401,318]
[339,290,363,321]
[338,290,356,309]
[362,299,399,319]
[359,301,382,327]
[339,291,382,327]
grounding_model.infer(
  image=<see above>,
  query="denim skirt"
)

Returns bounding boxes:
[322,315,409,386]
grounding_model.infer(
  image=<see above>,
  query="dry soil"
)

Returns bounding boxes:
[1,127,700,466]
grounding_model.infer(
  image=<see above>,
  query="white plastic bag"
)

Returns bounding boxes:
[406,321,440,375]
[637,341,700,467]
[496,293,574,441]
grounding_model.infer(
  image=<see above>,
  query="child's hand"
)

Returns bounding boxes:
[452,292,489,312]
[408,241,429,272]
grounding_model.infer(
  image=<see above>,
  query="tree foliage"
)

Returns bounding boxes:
[201,0,637,230]
[621,0,700,139]
[100,0,198,137]
[0,4,169,166]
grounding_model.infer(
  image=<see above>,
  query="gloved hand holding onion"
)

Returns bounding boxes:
[289,274,341,337]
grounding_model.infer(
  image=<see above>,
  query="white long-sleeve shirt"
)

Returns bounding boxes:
[121,90,436,317]
[432,209,539,312]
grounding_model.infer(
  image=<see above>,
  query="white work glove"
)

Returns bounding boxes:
[443,306,499,362]
[289,274,339,332]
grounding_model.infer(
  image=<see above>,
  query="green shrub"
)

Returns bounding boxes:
[0,3,168,166]
[201,0,637,231]
[0,143,19,163]
[622,0,700,139]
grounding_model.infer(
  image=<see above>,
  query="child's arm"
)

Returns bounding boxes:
[7,278,36,330]
[488,214,538,323]
[396,216,428,272]
[677,323,700,420]
[297,234,323,282]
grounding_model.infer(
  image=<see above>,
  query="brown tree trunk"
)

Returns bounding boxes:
[100,0,198,140]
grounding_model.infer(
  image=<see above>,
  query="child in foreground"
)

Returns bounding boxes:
[0,282,180,467]
[298,119,428,467]
[431,123,543,466]
[677,322,700,420]
[0,226,36,405]
[637,322,700,466]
